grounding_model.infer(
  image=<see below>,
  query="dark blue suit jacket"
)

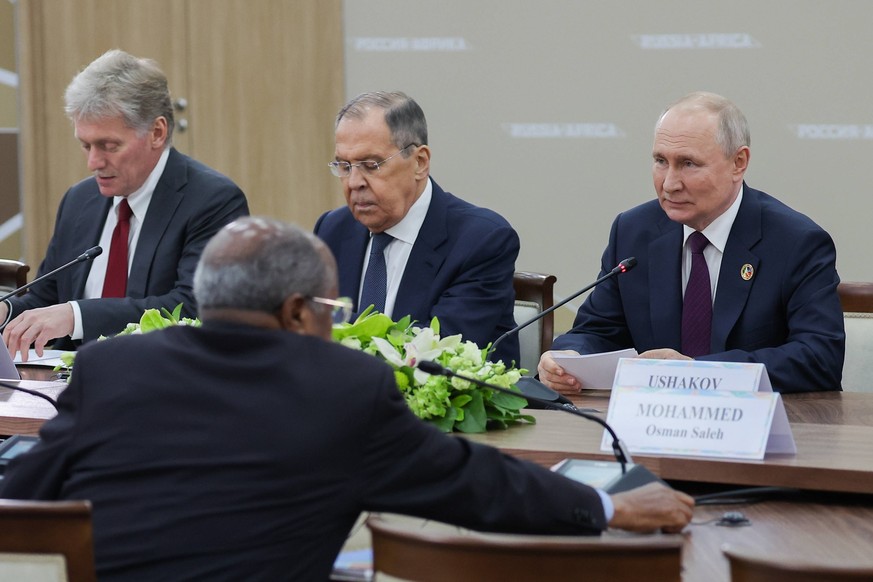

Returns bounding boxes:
[552,185,844,393]
[8,148,248,342]
[0,322,606,580]
[315,179,520,364]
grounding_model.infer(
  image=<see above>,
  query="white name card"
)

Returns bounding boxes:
[613,358,772,392]
[601,386,796,459]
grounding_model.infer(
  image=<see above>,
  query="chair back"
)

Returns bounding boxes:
[513,271,557,371]
[724,544,873,581]
[837,282,873,392]
[367,515,682,582]
[0,259,29,295]
[0,499,96,582]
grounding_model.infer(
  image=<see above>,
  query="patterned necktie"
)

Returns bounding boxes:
[358,232,393,313]
[101,198,133,298]
[681,231,712,358]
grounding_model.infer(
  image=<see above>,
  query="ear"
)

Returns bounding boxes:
[732,146,750,179]
[413,145,431,180]
[277,294,309,334]
[150,116,169,149]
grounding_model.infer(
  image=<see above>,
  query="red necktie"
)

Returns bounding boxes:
[101,199,133,298]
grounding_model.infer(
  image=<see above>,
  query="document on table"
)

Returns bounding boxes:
[552,348,638,390]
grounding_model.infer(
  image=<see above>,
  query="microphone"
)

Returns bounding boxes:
[417,359,633,472]
[491,258,637,409]
[417,359,663,494]
[491,257,637,359]
[0,379,58,411]
[0,246,103,303]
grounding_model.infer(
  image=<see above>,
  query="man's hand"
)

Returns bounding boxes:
[609,482,695,533]
[2,304,75,362]
[537,350,582,394]
[638,348,692,361]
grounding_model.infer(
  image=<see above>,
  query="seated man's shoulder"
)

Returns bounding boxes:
[440,189,515,231]
[754,187,830,234]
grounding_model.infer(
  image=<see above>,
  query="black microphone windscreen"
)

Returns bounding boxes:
[417,360,447,376]
[78,246,103,261]
[618,257,637,272]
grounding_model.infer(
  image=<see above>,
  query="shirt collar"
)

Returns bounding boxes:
[683,184,744,253]
[114,147,171,219]
[383,177,432,245]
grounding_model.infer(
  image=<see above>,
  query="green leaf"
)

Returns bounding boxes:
[455,391,487,433]
[490,390,528,411]
[139,309,169,333]
[429,406,457,432]
[451,394,473,409]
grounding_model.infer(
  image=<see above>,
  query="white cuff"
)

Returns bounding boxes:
[69,301,84,340]
[596,488,614,522]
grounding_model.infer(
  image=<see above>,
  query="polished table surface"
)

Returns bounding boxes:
[4,371,873,580]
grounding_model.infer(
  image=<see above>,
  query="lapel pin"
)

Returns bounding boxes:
[740,264,754,281]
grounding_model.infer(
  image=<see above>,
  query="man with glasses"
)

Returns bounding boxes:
[1,217,694,580]
[315,91,521,364]
[538,92,844,394]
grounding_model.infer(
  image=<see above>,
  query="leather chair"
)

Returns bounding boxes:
[837,282,873,392]
[724,544,873,581]
[513,271,557,371]
[0,259,29,296]
[0,499,95,582]
[367,514,682,582]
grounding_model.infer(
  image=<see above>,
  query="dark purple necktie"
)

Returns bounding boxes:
[681,231,712,358]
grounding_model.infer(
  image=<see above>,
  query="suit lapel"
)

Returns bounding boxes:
[73,192,113,298]
[394,182,448,320]
[649,216,683,349]
[337,221,369,308]
[128,149,186,297]
[711,187,761,352]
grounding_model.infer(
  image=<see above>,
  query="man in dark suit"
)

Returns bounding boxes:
[0,217,693,581]
[1,49,248,359]
[315,91,520,364]
[539,92,844,394]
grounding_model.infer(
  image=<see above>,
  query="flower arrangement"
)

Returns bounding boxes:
[55,305,200,371]
[58,305,533,433]
[334,307,534,433]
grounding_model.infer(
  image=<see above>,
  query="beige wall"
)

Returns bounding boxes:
[0,0,22,261]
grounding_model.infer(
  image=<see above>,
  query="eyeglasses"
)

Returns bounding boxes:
[309,296,354,324]
[328,143,417,178]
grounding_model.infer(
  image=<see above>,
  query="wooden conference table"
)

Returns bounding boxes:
[4,371,873,580]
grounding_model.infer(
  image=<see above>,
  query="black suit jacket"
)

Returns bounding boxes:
[315,179,520,364]
[0,323,606,581]
[8,148,248,341]
[552,185,844,393]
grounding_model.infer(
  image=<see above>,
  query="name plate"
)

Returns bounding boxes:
[601,386,795,459]
[613,358,772,392]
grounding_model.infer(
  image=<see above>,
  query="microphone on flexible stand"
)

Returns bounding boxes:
[0,246,104,303]
[491,257,638,409]
[417,359,633,473]
[417,358,663,493]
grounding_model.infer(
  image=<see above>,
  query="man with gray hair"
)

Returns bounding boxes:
[1,49,248,359]
[539,91,844,394]
[1,216,693,580]
[315,91,520,364]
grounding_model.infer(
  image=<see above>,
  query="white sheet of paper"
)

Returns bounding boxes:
[552,348,638,390]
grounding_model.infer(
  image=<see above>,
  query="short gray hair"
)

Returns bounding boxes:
[657,91,750,157]
[336,91,428,152]
[64,49,175,144]
[194,217,330,313]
